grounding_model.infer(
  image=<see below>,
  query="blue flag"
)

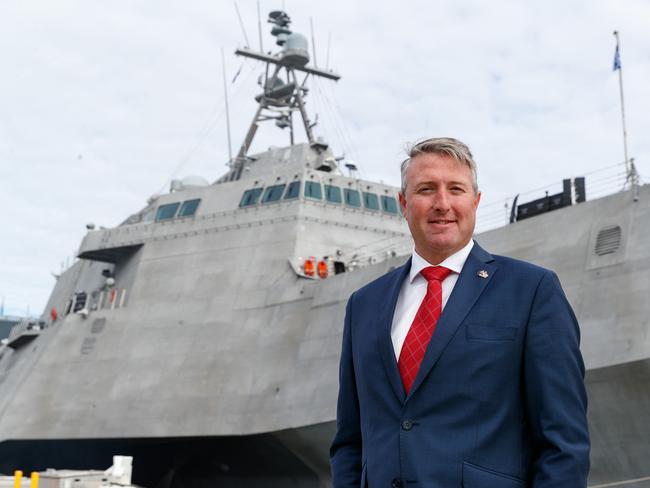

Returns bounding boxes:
[613,45,621,71]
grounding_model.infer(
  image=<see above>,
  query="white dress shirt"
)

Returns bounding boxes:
[390,240,474,360]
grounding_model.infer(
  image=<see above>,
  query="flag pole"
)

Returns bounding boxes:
[613,31,639,198]
[613,31,630,177]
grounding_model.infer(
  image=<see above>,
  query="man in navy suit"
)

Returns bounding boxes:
[330,138,590,487]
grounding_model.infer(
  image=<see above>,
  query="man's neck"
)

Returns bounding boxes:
[414,240,474,266]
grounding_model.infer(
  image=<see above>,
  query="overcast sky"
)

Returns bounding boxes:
[1,0,648,316]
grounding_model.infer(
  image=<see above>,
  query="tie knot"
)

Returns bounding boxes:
[421,266,452,282]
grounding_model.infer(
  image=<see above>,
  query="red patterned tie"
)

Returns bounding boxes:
[398,266,452,394]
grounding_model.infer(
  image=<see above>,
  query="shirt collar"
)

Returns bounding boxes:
[409,239,474,283]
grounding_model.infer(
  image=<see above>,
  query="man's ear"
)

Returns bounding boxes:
[398,192,407,216]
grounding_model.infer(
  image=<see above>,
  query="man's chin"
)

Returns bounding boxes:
[415,240,459,262]
[424,233,458,250]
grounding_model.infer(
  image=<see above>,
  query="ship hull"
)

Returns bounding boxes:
[2,359,650,487]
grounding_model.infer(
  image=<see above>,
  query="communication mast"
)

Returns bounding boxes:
[226,10,341,181]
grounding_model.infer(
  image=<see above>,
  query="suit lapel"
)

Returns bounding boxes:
[378,259,411,404]
[406,242,497,401]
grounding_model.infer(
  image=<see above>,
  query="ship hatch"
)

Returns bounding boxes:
[595,225,622,256]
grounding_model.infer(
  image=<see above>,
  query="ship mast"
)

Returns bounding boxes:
[226,10,341,182]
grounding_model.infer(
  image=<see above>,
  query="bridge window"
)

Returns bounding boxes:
[284,181,301,200]
[262,184,286,203]
[344,189,361,208]
[363,192,380,211]
[381,196,399,214]
[305,181,323,200]
[156,202,180,222]
[240,188,263,207]
[325,185,342,203]
[178,199,201,217]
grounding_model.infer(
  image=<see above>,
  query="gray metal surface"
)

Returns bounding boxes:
[477,186,650,371]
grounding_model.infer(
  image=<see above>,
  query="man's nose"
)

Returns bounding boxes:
[432,190,451,212]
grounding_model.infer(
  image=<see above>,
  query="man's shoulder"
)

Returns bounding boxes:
[489,252,556,283]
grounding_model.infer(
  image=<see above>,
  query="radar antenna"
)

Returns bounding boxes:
[226,10,341,181]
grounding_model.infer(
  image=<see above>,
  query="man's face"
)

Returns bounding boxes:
[399,152,481,264]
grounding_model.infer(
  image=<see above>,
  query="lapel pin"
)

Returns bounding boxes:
[477,270,489,279]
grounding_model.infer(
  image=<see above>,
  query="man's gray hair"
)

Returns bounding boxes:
[400,137,478,194]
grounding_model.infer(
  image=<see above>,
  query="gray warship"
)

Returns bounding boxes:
[1,11,649,488]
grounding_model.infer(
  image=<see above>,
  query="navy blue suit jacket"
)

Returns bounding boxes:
[330,242,590,487]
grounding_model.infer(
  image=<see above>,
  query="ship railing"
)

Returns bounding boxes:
[68,288,128,316]
[346,239,412,270]
[476,162,632,235]
[94,288,128,311]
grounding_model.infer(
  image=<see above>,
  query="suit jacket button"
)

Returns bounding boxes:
[401,419,413,430]
[391,478,403,488]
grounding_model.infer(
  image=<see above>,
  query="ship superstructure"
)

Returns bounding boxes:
[0,11,410,487]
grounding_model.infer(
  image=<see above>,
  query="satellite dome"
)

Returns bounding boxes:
[182,175,209,187]
[170,175,209,193]
[281,33,309,67]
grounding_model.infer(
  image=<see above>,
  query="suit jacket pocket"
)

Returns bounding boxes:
[466,324,517,341]
[462,461,525,488]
